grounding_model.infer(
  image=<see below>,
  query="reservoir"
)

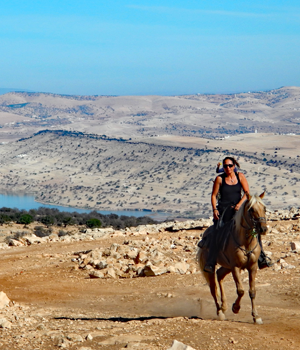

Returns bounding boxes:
[0,193,170,220]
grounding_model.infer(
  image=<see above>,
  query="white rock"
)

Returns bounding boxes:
[89,271,104,279]
[21,234,45,245]
[67,334,84,342]
[143,263,168,276]
[273,264,281,271]
[174,262,190,274]
[86,334,93,341]
[8,239,24,247]
[136,251,148,263]
[0,318,11,329]
[106,268,117,279]
[167,340,196,350]
[0,292,11,309]
[125,248,139,259]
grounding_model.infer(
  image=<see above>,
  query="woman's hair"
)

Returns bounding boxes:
[223,156,240,168]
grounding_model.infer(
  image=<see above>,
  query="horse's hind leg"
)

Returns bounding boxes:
[231,267,244,314]
[217,267,231,318]
[249,266,263,324]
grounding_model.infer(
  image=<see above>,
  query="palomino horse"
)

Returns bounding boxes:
[197,192,267,324]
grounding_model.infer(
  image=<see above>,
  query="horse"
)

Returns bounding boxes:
[197,192,267,324]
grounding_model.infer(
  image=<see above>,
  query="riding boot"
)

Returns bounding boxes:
[258,235,273,269]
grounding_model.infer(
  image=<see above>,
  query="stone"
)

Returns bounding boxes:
[106,268,117,279]
[291,241,300,251]
[167,340,196,350]
[66,333,84,342]
[86,334,93,341]
[95,260,108,270]
[135,251,148,263]
[21,234,45,245]
[125,248,139,259]
[89,270,104,279]
[0,291,11,309]
[143,263,168,276]
[8,239,24,247]
[174,262,190,274]
[273,264,281,271]
[0,318,12,329]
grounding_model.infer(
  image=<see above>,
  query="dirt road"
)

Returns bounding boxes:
[0,226,299,350]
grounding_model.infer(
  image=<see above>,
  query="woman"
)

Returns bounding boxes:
[204,156,271,273]
[212,157,247,225]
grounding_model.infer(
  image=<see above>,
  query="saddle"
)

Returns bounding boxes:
[198,220,234,252]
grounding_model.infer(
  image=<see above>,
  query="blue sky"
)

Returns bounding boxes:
[1,1,300,95]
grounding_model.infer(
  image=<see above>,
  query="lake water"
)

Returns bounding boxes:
[0,193,170,220]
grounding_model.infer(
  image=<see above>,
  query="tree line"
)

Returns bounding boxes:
[0,207,157,229]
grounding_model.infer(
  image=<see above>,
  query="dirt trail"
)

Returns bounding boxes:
[0,228,299,349]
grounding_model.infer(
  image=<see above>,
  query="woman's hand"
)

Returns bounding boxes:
[213,209,219,220]
[234,203,241,211]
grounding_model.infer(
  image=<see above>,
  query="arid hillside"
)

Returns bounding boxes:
[0,86,300,142]
[0,130,299,216]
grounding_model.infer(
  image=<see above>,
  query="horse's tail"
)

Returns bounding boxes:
[196,246,220,299]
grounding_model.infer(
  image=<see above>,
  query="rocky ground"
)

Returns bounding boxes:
[0,211,299,349]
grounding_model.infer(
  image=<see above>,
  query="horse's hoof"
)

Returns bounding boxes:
[254,317,263,325]
[232,303,240,314]
[218,311,225,321]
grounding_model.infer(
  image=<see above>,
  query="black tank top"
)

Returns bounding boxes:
[218,172,242,206]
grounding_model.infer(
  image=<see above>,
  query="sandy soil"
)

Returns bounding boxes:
[0,223,299,350]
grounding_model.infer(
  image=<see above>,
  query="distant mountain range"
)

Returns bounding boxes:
[0,88,33,95]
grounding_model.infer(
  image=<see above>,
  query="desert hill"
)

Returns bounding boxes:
[0,87,300,216]
[0,87,300,143]
[0,129,299,216]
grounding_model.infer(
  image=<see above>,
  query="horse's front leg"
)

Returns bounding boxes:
[248,265,263,324]
[217,267,231,320]
[231,267,244,314]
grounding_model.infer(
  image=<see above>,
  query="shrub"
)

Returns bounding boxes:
[18,214,33,226]
[58,229,69,237]
[34,226,52,238]
[86,218,102,228]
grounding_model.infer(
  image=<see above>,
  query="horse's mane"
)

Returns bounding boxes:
[234,194,266,231]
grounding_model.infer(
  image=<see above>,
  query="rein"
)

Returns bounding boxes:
[240,211,266,239]
[234,209,265,258]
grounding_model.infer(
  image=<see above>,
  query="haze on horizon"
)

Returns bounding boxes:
[1,1,300,96]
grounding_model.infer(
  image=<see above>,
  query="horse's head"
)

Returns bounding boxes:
[245,192,268,235]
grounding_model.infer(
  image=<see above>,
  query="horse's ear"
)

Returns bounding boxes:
[246,192,251,201]
[259,191,265,199]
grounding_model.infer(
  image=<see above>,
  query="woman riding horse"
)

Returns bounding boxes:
[204,156,271,273]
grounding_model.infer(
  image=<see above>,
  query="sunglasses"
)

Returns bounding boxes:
[224,164,234,168]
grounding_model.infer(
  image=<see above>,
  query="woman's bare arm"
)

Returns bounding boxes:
[235,173,249,211]
[211,176,222,220]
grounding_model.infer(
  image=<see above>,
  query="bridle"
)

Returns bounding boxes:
[235,205,267,257]
[241,207,267,238]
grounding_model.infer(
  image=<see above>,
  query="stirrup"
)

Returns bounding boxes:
[258,256,274,269]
